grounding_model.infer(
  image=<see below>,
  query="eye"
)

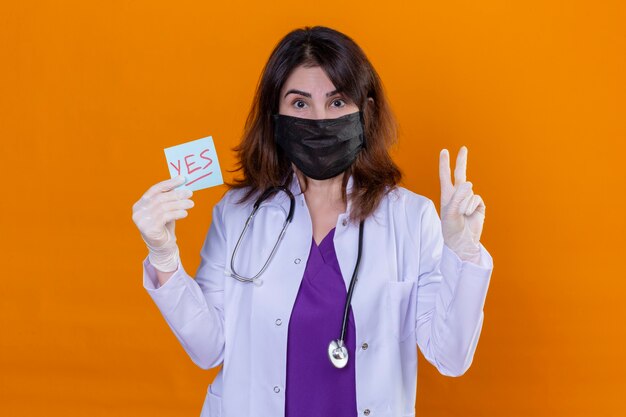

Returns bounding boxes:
[293,99,308,109]
[331,98,346,108]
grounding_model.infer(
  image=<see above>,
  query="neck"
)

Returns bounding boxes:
[294,169,346,213]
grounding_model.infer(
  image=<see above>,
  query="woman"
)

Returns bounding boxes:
[132,26,493,417]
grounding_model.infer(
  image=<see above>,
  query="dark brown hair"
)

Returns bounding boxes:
[228,26,402,222]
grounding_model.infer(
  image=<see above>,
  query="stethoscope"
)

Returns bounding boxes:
[228,185,364,369]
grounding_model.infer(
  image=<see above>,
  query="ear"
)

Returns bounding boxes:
[367,97,374,106]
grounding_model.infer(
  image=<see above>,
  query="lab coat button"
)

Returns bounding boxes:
[294,258,301,264]
[364,409,371,416]
[275,318,282,326]
[273,386,281,393]
[361,342,368,350]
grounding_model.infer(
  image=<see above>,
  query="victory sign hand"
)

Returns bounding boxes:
[439,146,486,263]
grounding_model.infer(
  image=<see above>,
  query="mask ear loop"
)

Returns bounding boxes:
[359,109,367,150]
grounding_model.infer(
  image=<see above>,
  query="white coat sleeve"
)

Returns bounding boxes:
[414,198,493,377]
[142,197,227,370]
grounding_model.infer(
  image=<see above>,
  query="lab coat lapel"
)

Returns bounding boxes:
[261,172,313,307]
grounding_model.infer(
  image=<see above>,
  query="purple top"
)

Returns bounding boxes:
[285,227,358,417]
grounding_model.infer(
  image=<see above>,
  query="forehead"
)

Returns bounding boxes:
[280,65,337,96]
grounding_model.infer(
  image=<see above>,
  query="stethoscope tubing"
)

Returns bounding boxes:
[340,219,364,342]
[228,184,363,368]
[229,186,295,283]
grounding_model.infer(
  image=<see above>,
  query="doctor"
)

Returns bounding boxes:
[132,26,493,417]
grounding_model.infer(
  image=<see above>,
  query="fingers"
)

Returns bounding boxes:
[439,149,454,203]
[473,194,486,216]
[458,193,485,216]
[459,193,473,215]
[454,146,467,184]
[132,177,194,239]
[161,198,195,214]
[144,175,187,200]
[153,187,193,205]
[451,181,473,205]
[162,208,189,224]
[145,196,194,229]
[439,149,452,187]
[134,187,192,217]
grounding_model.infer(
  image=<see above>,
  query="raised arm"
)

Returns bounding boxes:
[141,196,228,370]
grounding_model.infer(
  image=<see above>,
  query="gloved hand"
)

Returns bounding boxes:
[131,176,194,272]
[439,146,486,264]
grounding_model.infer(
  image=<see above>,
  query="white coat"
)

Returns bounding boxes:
[142,173,494,417]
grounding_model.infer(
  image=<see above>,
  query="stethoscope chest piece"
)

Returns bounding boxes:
[328,339,349,369]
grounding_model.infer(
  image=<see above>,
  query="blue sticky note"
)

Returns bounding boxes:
[164,136,224,191]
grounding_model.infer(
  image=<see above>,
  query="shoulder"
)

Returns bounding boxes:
[212,186,258,221]
[219,186,255,207]
[378,185,437,219]
[365,186,439,238]
[373,186,441,251]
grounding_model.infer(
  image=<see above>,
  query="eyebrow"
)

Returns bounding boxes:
[283,89,340,98]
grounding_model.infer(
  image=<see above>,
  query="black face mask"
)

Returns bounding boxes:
[273,111,365,180]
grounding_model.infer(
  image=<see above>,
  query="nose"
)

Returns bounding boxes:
[310,104,328,120]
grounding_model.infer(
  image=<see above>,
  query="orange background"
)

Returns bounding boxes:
[1,1,625,416]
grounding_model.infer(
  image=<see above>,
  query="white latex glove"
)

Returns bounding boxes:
[131,175,194,272]
[439,146,486,264]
